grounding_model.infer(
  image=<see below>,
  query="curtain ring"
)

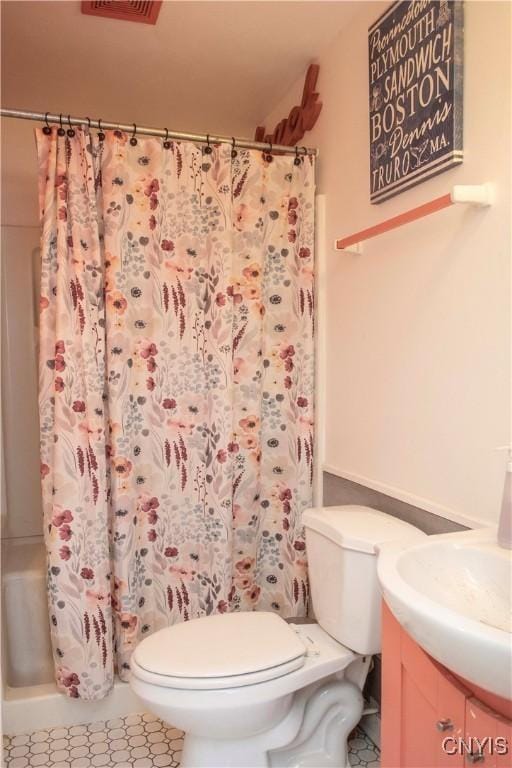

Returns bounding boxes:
[204,133,213,155]
[266,141,273,162]
[130,123,138,146]
[163,127,171,149]
[98,118,105,142]
[86,116,91,130]
[66,114,75,138]
[57,114,65,137]
[294,145,301,166]
[42,111,51,135]
[231,137,237,159]
[302,146,308,157]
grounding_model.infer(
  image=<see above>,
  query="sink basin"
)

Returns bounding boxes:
[377,528,512,700]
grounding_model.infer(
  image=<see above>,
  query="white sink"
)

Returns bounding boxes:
[377,528,512,700]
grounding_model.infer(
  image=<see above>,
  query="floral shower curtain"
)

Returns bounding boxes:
[37,127,315,700]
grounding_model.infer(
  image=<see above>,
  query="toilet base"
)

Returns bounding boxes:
[180,678,364,768]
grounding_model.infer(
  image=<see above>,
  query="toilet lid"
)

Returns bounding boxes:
[132,611,307,688]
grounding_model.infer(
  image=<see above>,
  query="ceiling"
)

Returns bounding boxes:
[1,0,361,225]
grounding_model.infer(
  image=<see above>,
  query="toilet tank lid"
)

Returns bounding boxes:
[302,505,426,554]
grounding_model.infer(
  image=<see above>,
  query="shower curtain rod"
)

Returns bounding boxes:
[0,108,318,156]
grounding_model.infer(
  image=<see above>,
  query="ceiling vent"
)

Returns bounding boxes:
[81,1,163,25]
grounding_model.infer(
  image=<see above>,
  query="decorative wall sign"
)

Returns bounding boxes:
[369,0,463,204]
[255,64,322,146]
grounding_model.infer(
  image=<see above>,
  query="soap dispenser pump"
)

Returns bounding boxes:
[497,446,512,549]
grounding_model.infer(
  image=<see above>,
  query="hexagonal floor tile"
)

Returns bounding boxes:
[3,713,186,768]
[348,726,381,767]
[3,714,380,767]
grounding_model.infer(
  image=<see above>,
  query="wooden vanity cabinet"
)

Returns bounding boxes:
[381,602,512,768]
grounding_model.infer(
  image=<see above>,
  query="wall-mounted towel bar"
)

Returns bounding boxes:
[335,184,493,254]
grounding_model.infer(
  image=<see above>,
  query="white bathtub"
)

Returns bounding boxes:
[1,537,142,734]
[2,537,53,688]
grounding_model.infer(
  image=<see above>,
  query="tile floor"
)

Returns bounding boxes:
[3,713,380,768]
[348,727,381,767]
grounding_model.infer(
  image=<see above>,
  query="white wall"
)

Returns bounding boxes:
[1,225,43,539]
[263,0,511,528]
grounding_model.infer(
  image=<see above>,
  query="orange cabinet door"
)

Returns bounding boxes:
[465,697,512,768]
[382,601,468,768]
[381,601,402,768]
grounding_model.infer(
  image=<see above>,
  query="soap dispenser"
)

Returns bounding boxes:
[497,446,512,549]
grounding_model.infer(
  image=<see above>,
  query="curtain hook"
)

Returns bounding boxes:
[42,112,52,135]
[294,145,301,166]
[204,133,213,155]
[302,146,308,158]
[66,114,75,138]
[231,137,237,159]
[98,119,105,142]
[57,114,65,137]
[85,116,91,131]
[130,123,138,146]
[265,141,273,162]
[163,127,171,149]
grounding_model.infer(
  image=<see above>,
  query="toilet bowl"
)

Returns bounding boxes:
[130,615,364,767]
[130,505,425,767]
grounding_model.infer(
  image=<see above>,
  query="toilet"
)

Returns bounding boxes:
[130,505,425,767]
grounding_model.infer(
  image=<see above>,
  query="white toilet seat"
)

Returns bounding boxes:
[130,653,307,690]
[131,611,307,690]
[130,622,357,703]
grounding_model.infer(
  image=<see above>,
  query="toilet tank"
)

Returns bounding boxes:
[303,505,425,655]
